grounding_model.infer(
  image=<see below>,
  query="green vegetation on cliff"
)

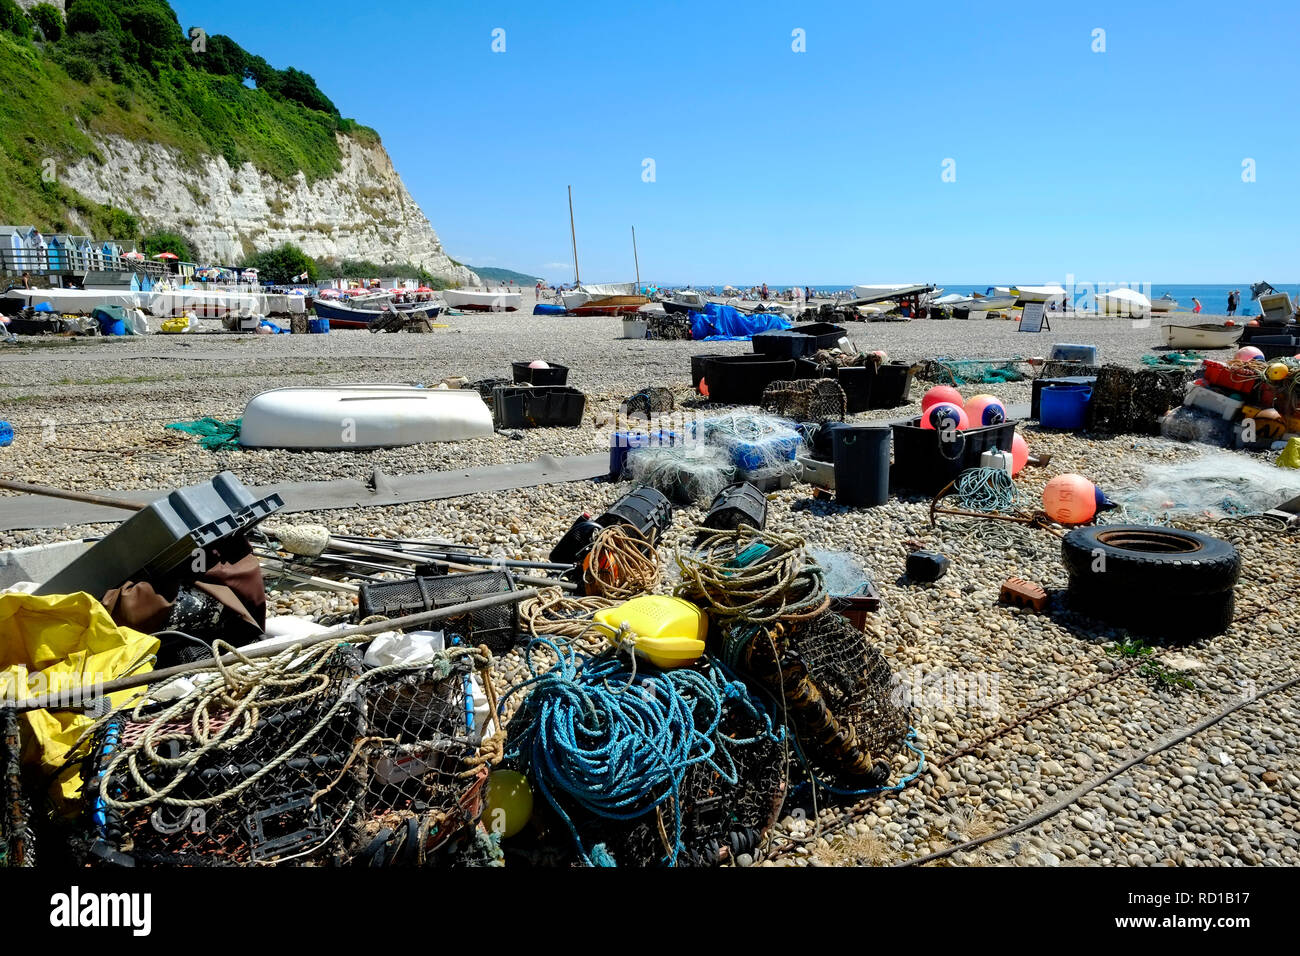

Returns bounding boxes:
[0,0,377,235]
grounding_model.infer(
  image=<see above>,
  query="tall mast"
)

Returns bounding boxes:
[631,225,641,291]
[568,185,580,286]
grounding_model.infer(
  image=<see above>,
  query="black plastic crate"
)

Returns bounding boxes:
[751,323,847,360]
[691,353,728,391]
[511,362,570,386]
[703,355,797,404]
[891,418,1018,495]
[868,362,914,409]
[358,570,518,654]
[492,385,586,428]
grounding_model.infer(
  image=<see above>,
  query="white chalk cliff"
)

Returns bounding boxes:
[60,132,478,284]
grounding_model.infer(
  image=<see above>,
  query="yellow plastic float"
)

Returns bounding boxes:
[592,595,707,669]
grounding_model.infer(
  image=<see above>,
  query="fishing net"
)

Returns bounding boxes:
[1088,365,1188,434]
[918,358,1028,385]
[73,642,495,867]
[1141,350,1204,368]
[716,612,909,787]
[647,311,692,340]
[676,528,830,624]
[626,445,736,506]
[1114,452,1300,520]
[164,418,242,451]
[696,412,805,472]
[760,379,846,423]
[805,348,870,373]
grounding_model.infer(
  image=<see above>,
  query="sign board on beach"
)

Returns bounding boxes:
[1018,302,1049,333]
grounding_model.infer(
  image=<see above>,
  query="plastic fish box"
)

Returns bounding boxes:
[608,430,680,479]
[37,472,282,598]
[890,418,1017,495]
[492,385,586,429]
[511,362,570,387]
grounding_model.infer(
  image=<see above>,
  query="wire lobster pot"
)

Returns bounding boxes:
[76,644,493,867]
[717,611,910,789]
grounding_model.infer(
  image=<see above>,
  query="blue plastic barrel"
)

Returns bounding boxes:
[0,421,12,447]
[1040,384,1092,429]
[308,318,330,334]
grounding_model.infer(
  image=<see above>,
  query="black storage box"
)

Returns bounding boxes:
[751,323,847,360]
[511,361,570,386]
[691,353,728,391]
[702,355,797,404]
[492,385,586,428]
[869,361,915,409]
[890,418,1018,495]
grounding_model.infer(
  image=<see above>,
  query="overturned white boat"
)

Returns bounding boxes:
[240,385,494,449]
[442,289,521,312]
[1095,287,1152,317]
[1012,284,1068,306]
[1150,293,1179,313]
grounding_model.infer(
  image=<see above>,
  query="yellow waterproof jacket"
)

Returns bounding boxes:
[0,591,159,803]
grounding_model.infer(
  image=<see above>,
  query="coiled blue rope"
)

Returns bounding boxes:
[503,639,780,866]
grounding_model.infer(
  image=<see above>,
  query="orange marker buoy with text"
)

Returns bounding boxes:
[1042,474,1098,524]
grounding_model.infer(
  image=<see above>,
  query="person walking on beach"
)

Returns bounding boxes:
[761,282,769,301]
[1227,289,1240,316]
[1192,297,1203,314]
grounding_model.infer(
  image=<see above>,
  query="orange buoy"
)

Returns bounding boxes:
[964,394,1006,427]
[1011,433,1029,476]
[921,402,968,431]
[1042,474,1097,524]
[921,385,963,412]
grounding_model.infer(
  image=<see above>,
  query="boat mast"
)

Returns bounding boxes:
[631,225,641,291]
[568,185,580,286]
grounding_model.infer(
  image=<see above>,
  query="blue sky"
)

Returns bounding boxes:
[171,0,1298,285]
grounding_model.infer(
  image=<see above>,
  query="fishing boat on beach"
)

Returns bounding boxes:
[442,289,522,312]
[1161,323,1243,349]
[1012,284,1068,305]
[313,299,443,328]
[562,282,647,316]
[1150,293,1179,312]
[662,289,710,315]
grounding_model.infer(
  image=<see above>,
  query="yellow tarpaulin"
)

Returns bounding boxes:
[0,591,159,803]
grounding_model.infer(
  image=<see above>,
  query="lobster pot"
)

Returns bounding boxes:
[359,570,518,655]
[759,378,846,424]
[716,612,910,787]
[77,648,489,867]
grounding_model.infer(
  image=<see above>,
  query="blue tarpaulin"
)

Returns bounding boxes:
[690,302,792,341]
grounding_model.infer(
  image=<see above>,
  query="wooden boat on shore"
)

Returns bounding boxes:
[562,282,647,316]
[240,385,494,448]
[1161,323,1243,350]
[442,289,521,312]
[313,299,442,328]
[1150,293,1179,313]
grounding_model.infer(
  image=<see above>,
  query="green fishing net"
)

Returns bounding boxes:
[918,358,1028,385]
[165,417,242,450]
[1141,350,1204,368]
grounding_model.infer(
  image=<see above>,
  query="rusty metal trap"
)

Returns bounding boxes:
[715,610,910,789]
[760,378,846,424]
[73,641,496,867]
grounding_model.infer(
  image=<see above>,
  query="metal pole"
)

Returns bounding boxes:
[8,587,542,712]
[568,185,580,287]
[632,225,640,291]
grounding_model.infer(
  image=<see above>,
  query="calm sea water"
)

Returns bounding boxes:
[670,282,1298,315]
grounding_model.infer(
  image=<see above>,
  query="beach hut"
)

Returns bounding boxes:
[47,236,69,272]
[3,226,48,273]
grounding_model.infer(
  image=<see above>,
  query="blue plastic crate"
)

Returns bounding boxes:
[608,430,680,479]
[0,421,12,447]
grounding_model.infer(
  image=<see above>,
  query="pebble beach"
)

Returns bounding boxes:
[1,293,1296,868]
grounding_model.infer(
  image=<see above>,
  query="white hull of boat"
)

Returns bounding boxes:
[240,385,494,449]
[1096,292,1152,317]
[442,289,521,312]
[1161,324,1243,350]
[1150,297,1178,313]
